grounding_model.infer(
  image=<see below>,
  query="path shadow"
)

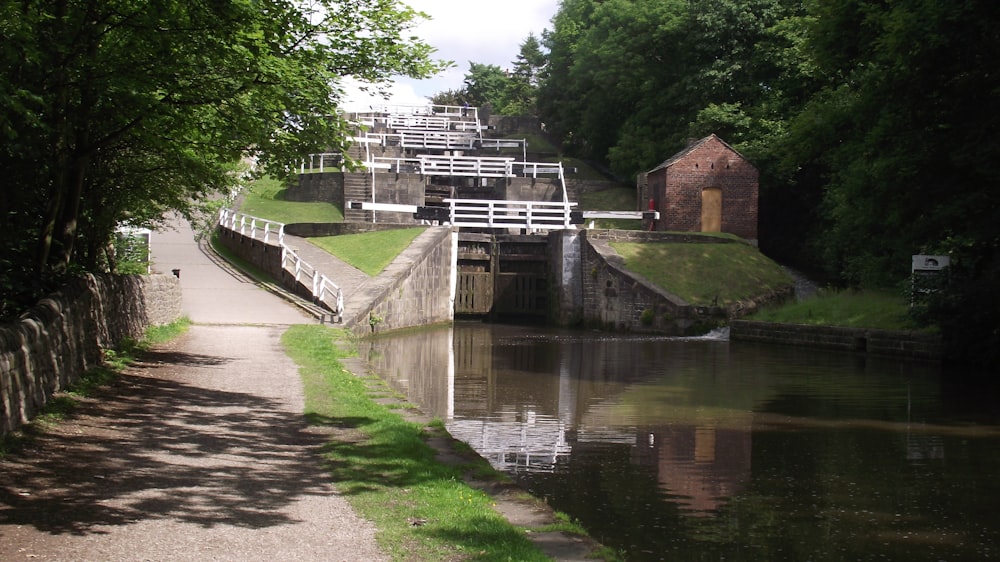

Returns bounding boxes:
[0,366,335,537]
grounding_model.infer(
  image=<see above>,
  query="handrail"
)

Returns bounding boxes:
[218,208,286,246]
[218,208,344,319]
[444,198,577,231]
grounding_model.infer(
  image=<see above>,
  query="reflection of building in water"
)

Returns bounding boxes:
[631,424,752,516]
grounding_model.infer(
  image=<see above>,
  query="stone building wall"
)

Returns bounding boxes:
[1,274,182,435]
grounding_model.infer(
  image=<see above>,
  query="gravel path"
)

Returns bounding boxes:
[0,219,387,561]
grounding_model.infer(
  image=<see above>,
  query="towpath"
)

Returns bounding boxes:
[0,217,387,561]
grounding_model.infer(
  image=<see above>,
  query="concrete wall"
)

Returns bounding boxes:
[1,274,182,435]
[345,227,456,336]
[730,320,943,360]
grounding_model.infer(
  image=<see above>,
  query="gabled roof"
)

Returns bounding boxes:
[647,134,743,173]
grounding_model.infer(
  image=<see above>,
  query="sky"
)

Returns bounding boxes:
[342,0,561,111]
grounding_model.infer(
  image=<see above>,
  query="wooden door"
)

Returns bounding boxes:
[701,187,722,232]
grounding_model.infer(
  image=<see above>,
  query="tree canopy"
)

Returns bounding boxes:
[0,0,444,318]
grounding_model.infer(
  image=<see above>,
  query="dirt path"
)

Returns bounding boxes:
[0,218,387,561]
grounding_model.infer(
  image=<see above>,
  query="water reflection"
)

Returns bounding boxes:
[359,322,1000,561]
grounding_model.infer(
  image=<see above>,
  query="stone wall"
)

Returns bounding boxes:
[216,222,455,336]
[577,231,727,335]
[1,274,182,435]
[287,171,343,204]
[345,227,455,337]
[730,320,943,360]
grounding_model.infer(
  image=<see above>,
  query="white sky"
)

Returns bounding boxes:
[342,0,560,110]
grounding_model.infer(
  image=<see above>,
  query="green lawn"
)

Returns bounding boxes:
[282,325,564,561]
[239,176,343,223]
[611,239,792,306]
[310,228,426,276]
[748,289,928,331]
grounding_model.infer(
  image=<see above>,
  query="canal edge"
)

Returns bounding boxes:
[338,353,612,562]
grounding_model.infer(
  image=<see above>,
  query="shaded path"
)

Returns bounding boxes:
[0,217,386,561]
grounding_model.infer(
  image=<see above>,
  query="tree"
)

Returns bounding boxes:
[500,34,547,115]
[461,62,511,110]
[0,0,444,318]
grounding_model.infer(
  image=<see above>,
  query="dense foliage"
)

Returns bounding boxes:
[0,0,444,319]
[452,0,998,367]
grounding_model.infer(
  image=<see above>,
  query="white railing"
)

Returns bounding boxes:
[445,199,576,231]
[368,103,479,122]
[388,114,451,130]
[218,209,344,320]
[418,155,515,178]
[218,209,286,246]
[280,246,344,319]
[399,130,478,151]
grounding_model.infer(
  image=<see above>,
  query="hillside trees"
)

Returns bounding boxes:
[431,34,547,115]
[781,0,1000,364]
[537,0,810,180]
[0,0,443,318]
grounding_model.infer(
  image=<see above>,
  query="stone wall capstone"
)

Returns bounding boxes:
[1,273,181,435]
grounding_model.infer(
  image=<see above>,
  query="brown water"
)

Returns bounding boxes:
[359,322,1000,561]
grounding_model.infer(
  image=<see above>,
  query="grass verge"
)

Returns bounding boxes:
[611,239,792,306]
[748,289,928,331]
[240,176,344,223]
[310,228,426,276]
[0,317,192,458]
[282,324,553,561]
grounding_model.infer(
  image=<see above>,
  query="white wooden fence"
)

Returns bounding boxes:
[217,209,344,319]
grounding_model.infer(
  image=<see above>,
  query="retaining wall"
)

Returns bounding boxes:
[730,320,943,360]
[216,222,455,336]
[577,231,727,335]
[1,274,182,435]
[344,227,455,337]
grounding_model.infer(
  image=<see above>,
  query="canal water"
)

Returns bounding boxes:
[358,322,1000,561]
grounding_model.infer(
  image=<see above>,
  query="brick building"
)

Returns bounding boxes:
[645,134,758,242]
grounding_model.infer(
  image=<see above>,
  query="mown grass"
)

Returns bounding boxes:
[0,317,192,458]
[240,176,344,223]
[282,325,553,561]
[310,228,426,276]
[611,239,792,306]
[749,289,927,331]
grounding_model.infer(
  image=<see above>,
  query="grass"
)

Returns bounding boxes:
[239,176,344,223]
[310,228,426,276]
[578,185,643,230]
[748,289,928,331]
[282,325,554,561]
[0,317,192,458]
[611,239,792,306]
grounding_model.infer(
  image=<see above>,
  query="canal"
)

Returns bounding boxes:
[358,322,1000,561]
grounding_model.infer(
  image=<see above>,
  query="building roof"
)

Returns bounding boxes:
[647,134,743,174]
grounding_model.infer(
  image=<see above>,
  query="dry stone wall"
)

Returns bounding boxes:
[1,274,181,435]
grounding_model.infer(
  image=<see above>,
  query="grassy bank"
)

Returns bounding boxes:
[282,325,574,561]
[240,176,343,223]
[310,228,426,276]
[611,238,792,306]
[748,289,928,331]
